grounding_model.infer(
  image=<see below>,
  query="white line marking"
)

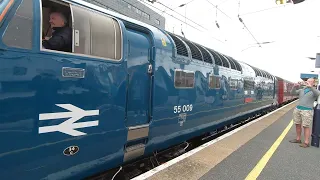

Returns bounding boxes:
[131,100,297,180]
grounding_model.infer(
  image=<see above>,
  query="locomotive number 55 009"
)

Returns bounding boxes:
[173,104,193,114]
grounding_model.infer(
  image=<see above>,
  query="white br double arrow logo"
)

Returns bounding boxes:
[39,104,99,136]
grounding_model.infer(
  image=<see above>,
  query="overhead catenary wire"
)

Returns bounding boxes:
[238,17,261,47]
[239,4,288,17]
[175,0,198,9]
[91,0,139,14]
[218,0,237,6]
[237,0,241,15]
[155,1,209,31]
[93,0,285,47]
[138,0,203,32]
[204,0,232,20]
[236,0,261,47]
[140,0,225,43]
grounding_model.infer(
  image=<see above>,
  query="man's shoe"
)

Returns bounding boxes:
[289,139,301,143]
[299,143,310,148]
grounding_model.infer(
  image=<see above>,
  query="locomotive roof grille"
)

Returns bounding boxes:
[232,59,242,72]
[266,72,273,79]
[252,67,258,76]
[196,44,213,64]
[217,53,230,68]
[167,33,189,57]
[230,57,241,71]
[258,70,264,77]
[226,56,237,70]
[255,68,262,77]
[178,37,203,61]
[207,49,223,66]
[260,70,268,78]
[248,64,270,78]
[166,33,243,72]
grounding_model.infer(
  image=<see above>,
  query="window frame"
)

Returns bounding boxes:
[2,0,34,50]
[0,0,14,26]
[155,19,160,25]
[174,69,195,89]
[243,79,255,90]
[208,74,221,89]
[39,0,124,62]
[229,78,238,90]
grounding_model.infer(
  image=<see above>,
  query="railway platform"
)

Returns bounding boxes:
[132,100,320,180]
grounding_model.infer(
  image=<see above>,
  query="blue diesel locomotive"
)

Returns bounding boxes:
[0,0,296,179]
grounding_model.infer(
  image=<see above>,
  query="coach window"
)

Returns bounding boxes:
[71,5,122,60]
[174,70,195,88]
[209,75,221,89]
[3,0,33,49]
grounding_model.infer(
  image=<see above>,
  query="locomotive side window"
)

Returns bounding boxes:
[244,80,254,90]
[71,5,122,60]
[185,72,194,88]
[230,79,238,89]
[174,69,194,88]
[209,75,221,89]
[0,0,14,27]
[3,0,33,49]
[41,0,122,60]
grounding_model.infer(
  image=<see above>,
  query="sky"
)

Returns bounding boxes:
[140,0,320,82]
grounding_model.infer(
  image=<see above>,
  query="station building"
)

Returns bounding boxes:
[83,0,166,29]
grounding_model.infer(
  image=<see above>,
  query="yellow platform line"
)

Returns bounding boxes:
[245,120,294,180]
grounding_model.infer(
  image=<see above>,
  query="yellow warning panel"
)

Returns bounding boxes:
[161,38,167,47]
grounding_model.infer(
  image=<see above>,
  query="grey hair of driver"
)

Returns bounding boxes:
[50,11,67,25]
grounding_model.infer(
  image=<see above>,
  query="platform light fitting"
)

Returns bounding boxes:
[276,0,305,4]
[316,53,320,68]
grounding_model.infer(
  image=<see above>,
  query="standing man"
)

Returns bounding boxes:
[289,78,320,148]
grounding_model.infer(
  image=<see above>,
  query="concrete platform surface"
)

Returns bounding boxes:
[133,101,312,180]
[200,106,320,180]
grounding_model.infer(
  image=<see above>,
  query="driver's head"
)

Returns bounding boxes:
[49,12,67,28]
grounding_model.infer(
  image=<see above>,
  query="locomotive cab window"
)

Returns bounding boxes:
[2,0,33,49]
[41,0,122,60]
[174,69,195,88]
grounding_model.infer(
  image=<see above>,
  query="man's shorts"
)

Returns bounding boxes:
[293,108,314,127]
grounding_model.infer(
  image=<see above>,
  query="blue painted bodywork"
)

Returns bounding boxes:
[0,0,288,179]
[300,73,318,80]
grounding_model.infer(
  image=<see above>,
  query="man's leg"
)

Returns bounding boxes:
[290,108,302,143]
[303,127,310,144]
[300,110,313,147]
[296,124,302,141]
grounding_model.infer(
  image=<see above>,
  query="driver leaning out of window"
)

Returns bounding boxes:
[42,11,72,52]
